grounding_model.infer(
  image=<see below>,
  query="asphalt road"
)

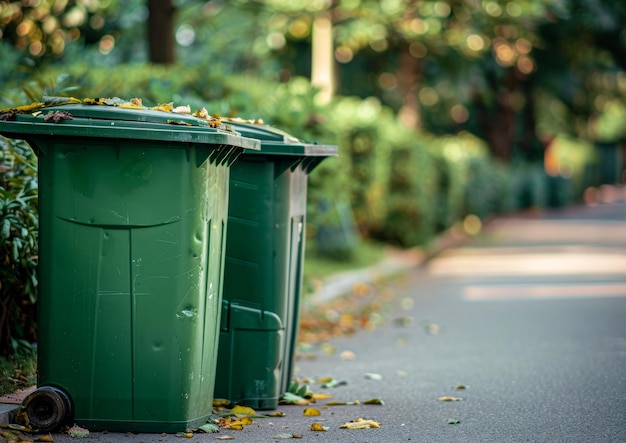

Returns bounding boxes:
[38,198,626,443]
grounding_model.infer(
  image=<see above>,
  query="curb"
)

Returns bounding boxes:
[307,226,470,306]
[0,400,19,425]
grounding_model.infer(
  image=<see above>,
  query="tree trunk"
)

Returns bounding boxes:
[147,0,176,64]
[311,12,334,103]
[396,46,422,128]
[474,67,519,162]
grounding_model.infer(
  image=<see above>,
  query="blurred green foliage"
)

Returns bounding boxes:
[0,0,621,355]
[0,137,38,357]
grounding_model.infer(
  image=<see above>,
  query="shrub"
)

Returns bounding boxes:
[0,137,38,357]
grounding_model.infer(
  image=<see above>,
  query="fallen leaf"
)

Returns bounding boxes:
[268,411,286,417]
[310,423,329,432]
[312,393,332,400]
[213,399,231,408]
[230,405,256,416]
[364,373,383,381]
[197,424,219,433]
[340,418,380,429]
[215,436,234,440]
[320,379,347,389]
[66,424,89,438]
[340,350,356,360]
[273,433,300,439]
[42,95,81,106]
[280,392,309,405]
[175,432,193,438]
[303,407,321,416]
[454,385,468,390]
[393,316,413,327]
[438,396,463,402]
[326,400,360,406]
[363,398,384,405]
[447,419,461,425]
[36,435,53,442]
[421,320,440,335]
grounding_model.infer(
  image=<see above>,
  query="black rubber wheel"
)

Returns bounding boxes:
[22,386,72,432]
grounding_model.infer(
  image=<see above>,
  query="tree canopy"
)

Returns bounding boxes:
[1,0,625,158]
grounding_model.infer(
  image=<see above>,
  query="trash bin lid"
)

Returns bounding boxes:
[226,121,337,157]
[0,103,260,151]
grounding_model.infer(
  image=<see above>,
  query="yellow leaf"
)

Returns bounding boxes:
[303,407,321,416]
[36,435,54,442]
[363,398,384,405]
[268,411,285,417]
[118,103,146,110]
[438,396,462,402]
[229,416,253,429]
[340,418,380,429]
[151,102,174,112]
[312,393,332,400]
[310,423,329,432]
[213,399,231,408]
[230,405,256,416]
[83,98,108,105]
[14,102,45,114]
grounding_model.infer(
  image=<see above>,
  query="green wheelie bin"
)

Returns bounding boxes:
[214,122,337,409]
[0,102,259,433]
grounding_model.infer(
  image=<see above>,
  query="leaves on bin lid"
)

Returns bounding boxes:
[44,111,73,123]
[42,95,81,106]
[0,102,44,116]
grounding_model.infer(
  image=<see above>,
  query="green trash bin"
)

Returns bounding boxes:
[0,103,260,433]
[214,122,337,409]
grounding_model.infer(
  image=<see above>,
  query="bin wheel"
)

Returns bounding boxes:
[22,386,73,432]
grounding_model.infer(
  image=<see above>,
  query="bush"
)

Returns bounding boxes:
[0,137,38,357]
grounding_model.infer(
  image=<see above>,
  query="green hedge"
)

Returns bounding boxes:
[0,138,38,357]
